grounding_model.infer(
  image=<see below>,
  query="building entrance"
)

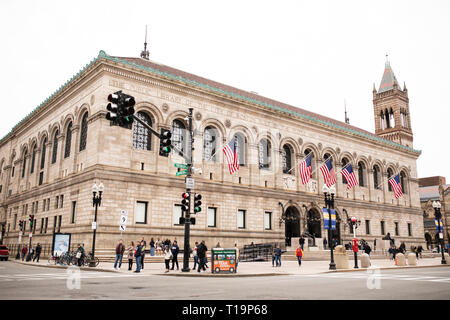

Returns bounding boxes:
[285,206,300,247]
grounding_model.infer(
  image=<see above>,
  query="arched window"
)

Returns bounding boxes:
[40,138,47,170]
[79,113,88,152]
[385,108,390,128]
[380,111,385,130]
[358,162,365,187]
[282,145,293,174]
[203,126,218,162]
[387,168,394,192]
[51,130,59,164]
[389,108,395,127]
[258,138,271,169]
[21,149,27,178]
[30,144,37,174]
[373,165,380,189]
[133,112,152,151]
[304,149,316,178]
[64,122,72,158]
[235,133,246,166]
[400,171,407,194]
[171,119,186,156]
[341,158,349,184]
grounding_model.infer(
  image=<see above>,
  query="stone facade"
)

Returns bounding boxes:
[0,51,424,253]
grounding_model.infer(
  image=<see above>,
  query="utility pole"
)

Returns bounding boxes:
[182,108,194,272]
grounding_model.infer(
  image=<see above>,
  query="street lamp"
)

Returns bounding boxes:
[323,184,336,270]
[432,201,447,264]
[90,182,104,267]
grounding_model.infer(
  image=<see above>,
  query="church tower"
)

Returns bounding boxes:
[373,57,413,148]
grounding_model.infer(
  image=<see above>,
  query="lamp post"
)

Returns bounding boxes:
[432,201,447,264]
[90,182,104,267]
[323,184,336,270]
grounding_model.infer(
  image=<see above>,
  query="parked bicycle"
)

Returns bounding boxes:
[71,251,99,267]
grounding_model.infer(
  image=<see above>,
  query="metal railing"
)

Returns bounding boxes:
[239,242,285,262]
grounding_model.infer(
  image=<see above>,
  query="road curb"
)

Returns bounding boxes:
[10,260,118,273]
[323,264,450,273]
[155,272,287,278]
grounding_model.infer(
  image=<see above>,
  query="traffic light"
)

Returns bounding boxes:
[29,215,34,229]
[181,192,190,212]
[105,91,135,129]
[159,128,172,157]
[18,220,23,231]
[193,194,202,213]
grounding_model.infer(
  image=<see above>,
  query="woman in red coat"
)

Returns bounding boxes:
[296,246,303,266]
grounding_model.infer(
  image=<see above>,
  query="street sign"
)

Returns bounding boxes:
[120,215,128,225]
[176,170,188,176]
[29,232,32,238]
[186,177,195,189]
[120,210,128,216]
[439,232,444,239]
[174,163,188,169]
[92,222,97,230]
[119,225,126,231]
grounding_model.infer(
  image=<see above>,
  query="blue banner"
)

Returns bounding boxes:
[435,219,443,232]
[323,208,329,230]
[331,209,336,230]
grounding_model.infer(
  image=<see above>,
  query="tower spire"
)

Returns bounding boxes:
[344,99,350,124]
[140,25,150,60]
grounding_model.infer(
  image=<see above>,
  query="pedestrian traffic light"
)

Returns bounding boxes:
[159,128,172,157]
[18,220,23,230]
[193,194,202,213]
[181,192,190,212]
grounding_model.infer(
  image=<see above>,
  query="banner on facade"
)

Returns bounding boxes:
[330,209,336,231]
[323,208,329,229]
[435,219,443,232]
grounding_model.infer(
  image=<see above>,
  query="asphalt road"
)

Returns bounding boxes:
[0,261,449,300]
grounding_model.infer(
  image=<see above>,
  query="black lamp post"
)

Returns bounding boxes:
[90,182,104,267]
[432,201,447,265]
[323,184,336,270]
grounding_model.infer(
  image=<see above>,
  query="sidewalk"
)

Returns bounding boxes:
[11,257,450,277]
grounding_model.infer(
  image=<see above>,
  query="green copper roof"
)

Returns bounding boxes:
[0,50,421,156]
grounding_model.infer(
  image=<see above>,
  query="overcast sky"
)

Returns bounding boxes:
[1,0,449,181]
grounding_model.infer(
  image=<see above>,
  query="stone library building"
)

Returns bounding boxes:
[0,49,424,254]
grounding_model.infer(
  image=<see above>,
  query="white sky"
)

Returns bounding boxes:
[1,0,449,181]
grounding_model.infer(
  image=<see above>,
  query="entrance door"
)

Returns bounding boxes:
[285,206,300,247]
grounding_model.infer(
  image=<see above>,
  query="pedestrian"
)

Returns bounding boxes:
[113,239,125,270]
[134,241,143,273]
[216,242,221,248]
[170,240,180,270]
[275,245,282,267]
[296,245,303,266]
[21,245,28,261]
[323,238,328,250]
[76,243,85,266]
[140,238,146,269]
[418,245,423,259]
[400,242,406,254]
[33,243,42,262]
[373,238,377,251]
[127,241,135,271]
[164,246,172,273]
[299,236,305,251]
[27,246,34,261]
[271,247,276,267]
[197,240,207,272]
[364,244,372,256]
[192,242,199,270]
[388,247,393,260]
[150,238,155,256]
[234,243,239,269]
[392,246,397,260]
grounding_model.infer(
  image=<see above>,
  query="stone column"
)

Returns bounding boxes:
[368,168,374,202]
[44,140,52,185]
[71,125,80,173]
[23,154,31,191]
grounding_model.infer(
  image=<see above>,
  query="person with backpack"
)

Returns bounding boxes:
[296,245,303,266]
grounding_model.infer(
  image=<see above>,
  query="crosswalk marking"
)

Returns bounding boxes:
[0,272,154,282]
[291,273,450,283]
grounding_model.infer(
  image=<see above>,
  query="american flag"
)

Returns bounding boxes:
[222,138,239,174]
[389,173,403,198]
[320,158,336,187]
[299,153,312,184]
[340,164,358,190]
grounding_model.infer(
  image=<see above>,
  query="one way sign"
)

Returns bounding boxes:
[119,210,128,231]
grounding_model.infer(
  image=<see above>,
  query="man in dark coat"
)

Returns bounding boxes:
[33,243,42,262]
[170,240,180,270]
[197,241,207,272]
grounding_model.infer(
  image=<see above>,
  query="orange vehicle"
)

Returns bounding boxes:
[211,249,237,273]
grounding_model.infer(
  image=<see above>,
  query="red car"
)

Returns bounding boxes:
[0,245,9,261]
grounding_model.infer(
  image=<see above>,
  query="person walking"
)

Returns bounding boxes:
[296,245,303,266]
[197,240,207,272]
[150,238,155,256]
[141,238,146,270]
[21,245,28,261]
[388,247,393,260]
[192,242,199,270]
[234,243,239,269]
[418,245,423,259]
[275,245,282,267]
[373,239,377,252]
[170,240,180,270]
[364,243,372,256]
[127,241,135,271]
[164,246,172,273]
[134,241,143,273]
[113,239,125,270]
[323,238,328,250]
[76,244,85,266]
[271,247,276,267]
[33,243,42,262]
[299,236,305,250]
